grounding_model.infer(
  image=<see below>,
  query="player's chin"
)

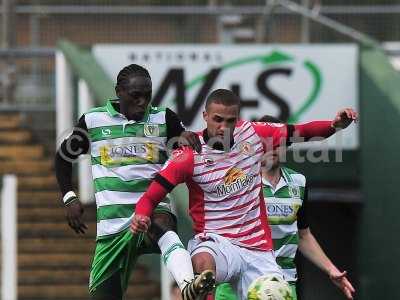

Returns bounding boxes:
[216,134,226,142]
[130,110,145,120]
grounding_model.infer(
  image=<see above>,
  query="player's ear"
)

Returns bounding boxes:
[203,110,208,122]
[115,85,121,98]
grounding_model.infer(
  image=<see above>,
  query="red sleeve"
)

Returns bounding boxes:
[292,121,335,142]
[158,148,195,185]
[251,122,288,151]
[135,148,194,217]
[135,181,170,217]
[252,120,336,150]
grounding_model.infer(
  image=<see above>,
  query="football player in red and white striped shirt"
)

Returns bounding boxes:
[131,89,357,299]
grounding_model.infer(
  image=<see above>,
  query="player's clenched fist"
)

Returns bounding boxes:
[130,214,151,234]
[332,108,358,129]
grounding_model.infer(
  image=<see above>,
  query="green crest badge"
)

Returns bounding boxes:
[144,124,160,137]
[288,184,301,199]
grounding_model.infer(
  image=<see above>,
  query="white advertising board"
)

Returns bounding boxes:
[93,44,359,149]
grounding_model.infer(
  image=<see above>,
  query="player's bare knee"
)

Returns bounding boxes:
[192,252,216,274]
[147,212,177,242]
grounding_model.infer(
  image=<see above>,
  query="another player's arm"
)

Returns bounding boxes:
[297,187,355,300]
[166,108,201,153]
[131,149,194,233]
[254,108,358,148]
[54,115,89,234]
[292,108,358,142]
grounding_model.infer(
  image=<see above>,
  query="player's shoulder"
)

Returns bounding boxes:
[85,99,121,116]
[147,106,168,124]
[234,120,254,134]
[171,146,195,161]
[83,100,120,129]
[85,105,108,115]
[149,106,167,113]
[83,104,110,129]
[282,167,306,186]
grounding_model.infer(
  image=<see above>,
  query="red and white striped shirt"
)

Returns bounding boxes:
[136,119,337,250]
[155,120,288,251]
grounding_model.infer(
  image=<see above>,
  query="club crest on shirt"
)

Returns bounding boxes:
[238,141,254,155]
[288,184,301,198]
[144,124,159,137]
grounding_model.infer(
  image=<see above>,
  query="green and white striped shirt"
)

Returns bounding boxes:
[84,99,182,239]
[263,167,308,282]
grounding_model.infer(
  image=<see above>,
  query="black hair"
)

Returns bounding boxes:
[116,64,151,87]
[258,115,282,123]
[205,89,241,110]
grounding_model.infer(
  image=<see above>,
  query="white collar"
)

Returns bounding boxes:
[262,169,288,193]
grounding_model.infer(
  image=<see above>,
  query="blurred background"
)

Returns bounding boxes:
[0,0,399,299]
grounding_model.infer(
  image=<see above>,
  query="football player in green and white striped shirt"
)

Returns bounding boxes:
[214,115,355,300]
[55,64,215,300]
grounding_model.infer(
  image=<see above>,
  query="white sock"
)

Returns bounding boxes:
[158,231,194,291]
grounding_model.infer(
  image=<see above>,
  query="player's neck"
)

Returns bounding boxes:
[262,166,281,188]
[120,107,145,122]
[203,129,234,151]
[115,100,145,122]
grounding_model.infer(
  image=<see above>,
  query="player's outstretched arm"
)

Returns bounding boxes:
[298,228,355,299]
[252,108,358,150]
[131,148,194,234]
[54,115,89,234]
[291,108,358,143]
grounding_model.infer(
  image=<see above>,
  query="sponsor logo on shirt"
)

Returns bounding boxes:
[99,142,159,166]
[216,167,256,197]
[101,128,112,137]
[110,144,148,156]
[224,168,245,184]
[266,199,302,224]
[267,203,295,218]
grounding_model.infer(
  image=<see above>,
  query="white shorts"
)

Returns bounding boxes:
[188,233,283,300]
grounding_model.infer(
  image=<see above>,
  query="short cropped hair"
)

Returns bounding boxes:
[116,64,151,88]
[205,89,241,110]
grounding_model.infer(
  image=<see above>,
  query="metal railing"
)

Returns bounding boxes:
[0,48,55,110]
[1,4,400,15]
